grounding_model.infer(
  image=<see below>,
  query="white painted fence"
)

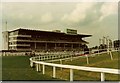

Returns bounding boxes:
[29,50,120,81]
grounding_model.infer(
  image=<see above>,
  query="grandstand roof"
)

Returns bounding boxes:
[9,28,92,38]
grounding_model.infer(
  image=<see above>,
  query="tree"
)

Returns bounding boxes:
[99,44,107,49]
[113,40,120,49]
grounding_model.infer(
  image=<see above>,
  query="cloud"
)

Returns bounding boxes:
[99,2,118,21]
[41,13,53,23]
[61,3,95,23]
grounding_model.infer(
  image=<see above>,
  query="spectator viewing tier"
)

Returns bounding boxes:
[2,28,92,51]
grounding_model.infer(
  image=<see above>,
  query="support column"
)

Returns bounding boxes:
[78,44,80,49]
[35,42,36,49]
[45,43,47,50]
[71,44,73,50]
[55,43,57,49]
[64,43,65,50]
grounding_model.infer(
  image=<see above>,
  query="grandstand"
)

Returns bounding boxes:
[2,28,91,52]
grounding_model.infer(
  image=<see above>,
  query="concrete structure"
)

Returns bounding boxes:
[2,31,9,50]
[2,28,91,51]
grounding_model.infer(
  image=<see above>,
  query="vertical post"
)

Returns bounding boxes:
[64,43,65,50]
[44,56,45,60]
[86,55,89,64]
[36,64,39,72]
[101,72,105,81]
[30,61,33,67]
[107,39,113,60]
[107,38,109,55]
[110,51,113,60]
[39,64,41,71]
[60,59,62,70]
[98,38,101,56]
[71,44,73,50]
[42,64,45,74]
[45,43,47,50]
[70,69,73,81]
[53,66,56,78]
[78,44,80,50]
[35,42,36,49]
[55,43,56,49]
[70,55,72,61]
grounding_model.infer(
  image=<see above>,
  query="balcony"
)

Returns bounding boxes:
[9,35,31,38]
[9,39,30,42]
[9,44,30,47]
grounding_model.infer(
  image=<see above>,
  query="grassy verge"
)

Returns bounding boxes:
[2,51,120,81]
[2,56,62,81]
[49,51,120,81]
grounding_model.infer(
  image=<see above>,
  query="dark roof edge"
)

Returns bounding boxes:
[8,28,92,37]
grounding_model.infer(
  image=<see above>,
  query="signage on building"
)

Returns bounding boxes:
[66,29,77,34]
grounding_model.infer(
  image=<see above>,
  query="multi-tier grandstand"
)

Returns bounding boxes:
[2,28,91,52]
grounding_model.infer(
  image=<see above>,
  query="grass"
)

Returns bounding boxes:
[1,51,120,81]
[49,51,120,81]
[2,56,63,81]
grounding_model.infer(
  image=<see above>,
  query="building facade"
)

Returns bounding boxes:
[2,28,92,52]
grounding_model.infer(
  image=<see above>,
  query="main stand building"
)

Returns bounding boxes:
[2,28,92,52]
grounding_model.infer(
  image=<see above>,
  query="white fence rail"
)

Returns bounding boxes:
[29,50,120,81]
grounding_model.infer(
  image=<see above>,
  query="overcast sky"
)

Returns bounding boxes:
[0,2,118,49]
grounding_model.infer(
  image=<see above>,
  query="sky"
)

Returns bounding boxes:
[0,2,118,50]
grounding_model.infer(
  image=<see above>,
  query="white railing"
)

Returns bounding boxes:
[29,50,120,81]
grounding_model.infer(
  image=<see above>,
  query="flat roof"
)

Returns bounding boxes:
[9,28,92,38]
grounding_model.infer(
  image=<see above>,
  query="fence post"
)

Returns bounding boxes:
[109,51,113,60]
[36,64,39,71]
[42,64,45,74]
[53,66,56,78]
[85,55,89,64]
[39,64,41,71]
[30,61,34,67]
[70,69,73,81]
[101,72,105,81]
[60,59,62,70]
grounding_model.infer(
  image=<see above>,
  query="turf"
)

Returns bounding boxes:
[1,51,120,81]
[2,56,63,81]
[50,51,120,81]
